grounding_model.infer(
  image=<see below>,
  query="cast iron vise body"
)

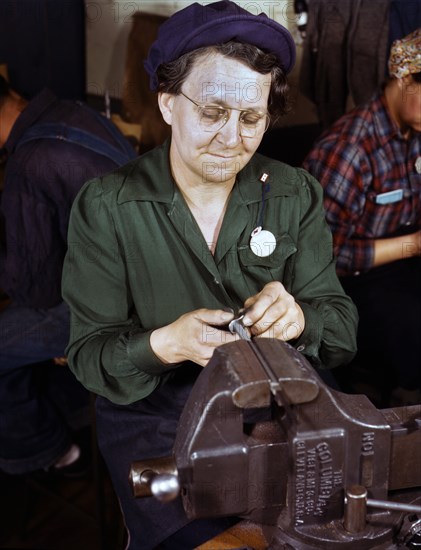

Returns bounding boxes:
[130,339,421,549]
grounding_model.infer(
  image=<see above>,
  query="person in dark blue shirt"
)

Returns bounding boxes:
[0,75,136,475]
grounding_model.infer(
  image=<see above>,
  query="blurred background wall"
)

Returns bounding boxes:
[84,0,319,127]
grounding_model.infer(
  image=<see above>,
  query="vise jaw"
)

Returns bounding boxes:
[130,339,421,549]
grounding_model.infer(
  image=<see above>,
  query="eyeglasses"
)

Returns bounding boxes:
[179,91,270,138]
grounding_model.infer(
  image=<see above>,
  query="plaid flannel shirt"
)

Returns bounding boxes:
[303,92,421,276]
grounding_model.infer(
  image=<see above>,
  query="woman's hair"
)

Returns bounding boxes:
[156,41,291,124]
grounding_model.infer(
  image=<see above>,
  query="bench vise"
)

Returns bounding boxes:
[130,339,421,549]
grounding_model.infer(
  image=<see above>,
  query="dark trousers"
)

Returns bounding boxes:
[0,301,88,474]
[95,364,238,550]
[340,257,421,392]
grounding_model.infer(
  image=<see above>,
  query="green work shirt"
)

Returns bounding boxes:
[62,140,357,404]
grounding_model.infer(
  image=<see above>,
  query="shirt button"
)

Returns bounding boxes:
[297,345,305,352]
[353,271,360,276]
[405,221,411,226]
[213,278,220,285]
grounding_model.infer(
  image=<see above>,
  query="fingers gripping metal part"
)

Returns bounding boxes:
[228,314,251,341]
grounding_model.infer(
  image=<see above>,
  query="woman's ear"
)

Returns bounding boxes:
[158,92,174,126]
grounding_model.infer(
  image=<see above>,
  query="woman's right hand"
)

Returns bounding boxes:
[150,308,236,367]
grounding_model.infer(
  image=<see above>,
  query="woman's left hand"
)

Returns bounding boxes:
[242,281,305,341]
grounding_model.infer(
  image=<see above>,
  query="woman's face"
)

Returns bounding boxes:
[393,75,421,137]
[159,52,272,187]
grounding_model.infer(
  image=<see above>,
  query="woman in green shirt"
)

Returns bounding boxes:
[62,2,358,548]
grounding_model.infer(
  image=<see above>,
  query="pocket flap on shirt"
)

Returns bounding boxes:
[238,233,297,268]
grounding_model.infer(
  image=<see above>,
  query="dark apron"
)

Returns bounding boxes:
[95,364,207,549]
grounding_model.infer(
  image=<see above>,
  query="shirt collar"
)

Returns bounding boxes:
[117,139,296,205]
[374,91,408,145]
[5,88,58,155]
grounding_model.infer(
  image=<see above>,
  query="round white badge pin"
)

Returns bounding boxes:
[250,226,277,258]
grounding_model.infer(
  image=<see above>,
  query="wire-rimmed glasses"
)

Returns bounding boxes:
[179,91,270,138]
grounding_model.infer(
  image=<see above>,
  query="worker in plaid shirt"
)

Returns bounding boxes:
[303,28,421,407]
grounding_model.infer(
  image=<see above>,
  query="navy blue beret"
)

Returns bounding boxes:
[144,0,296,91]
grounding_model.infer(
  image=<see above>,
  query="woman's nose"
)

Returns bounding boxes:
[216,112,242,146]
